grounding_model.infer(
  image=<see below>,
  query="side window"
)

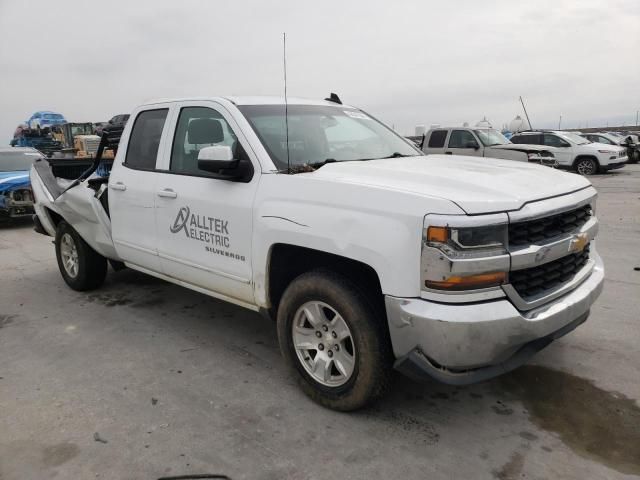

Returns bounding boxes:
[427,130,448,148]
[448,130,478,149]
[124,109,168,169]
[543,134,569,147]
[512,134,541,145]
[170,106,239,175]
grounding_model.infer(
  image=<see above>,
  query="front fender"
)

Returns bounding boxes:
[251,174,464,306]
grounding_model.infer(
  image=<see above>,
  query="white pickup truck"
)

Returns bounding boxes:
[30,96,604,411]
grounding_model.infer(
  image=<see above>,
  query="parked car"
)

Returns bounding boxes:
[581,132,639,164]
[0,147,42,221]
[31,96,604,410]
[109,114,130,128]
[27,111,67,132]
[93,122,108,135]
[510,130,627,175]
[421,127,557,166]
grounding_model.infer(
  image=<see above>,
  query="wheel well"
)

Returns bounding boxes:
[267,244,384,319]
[45,208,64,228]
[573,155,599,168]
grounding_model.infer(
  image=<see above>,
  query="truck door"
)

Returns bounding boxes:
[445,130,482,156]
[421,129,448,155]
[109,108,170,272]
[154,102,257,304]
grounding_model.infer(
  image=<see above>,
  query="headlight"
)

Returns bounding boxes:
[425,224,507,258]
[422,215,509,291]
[597,150,616,154]
[527,152,554,160]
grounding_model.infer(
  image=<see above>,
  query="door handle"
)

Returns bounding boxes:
[157,188,178,199]
[109,182,127,191]
[445,151,453,155]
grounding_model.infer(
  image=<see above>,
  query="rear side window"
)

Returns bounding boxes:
[125,109,168,170]
[543,134,569,147]
[512,134,541,145]
[448,130,478,148]
[427,130,448,148]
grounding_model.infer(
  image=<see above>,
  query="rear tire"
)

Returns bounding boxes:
[277,269,393,411]
[574,157,599,175]
[55,221,107,291]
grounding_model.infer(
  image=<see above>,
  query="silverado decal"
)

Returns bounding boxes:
[170,206,245,261]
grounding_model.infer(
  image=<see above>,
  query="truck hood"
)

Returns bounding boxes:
[488,144,556,152]
[0,170,31,194]
[309,155,592,214]
[585,142,625,152]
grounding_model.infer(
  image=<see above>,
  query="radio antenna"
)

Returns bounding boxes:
[519,95,533,130]
[283,32,290,174]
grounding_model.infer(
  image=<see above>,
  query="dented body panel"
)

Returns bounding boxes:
[30,96,604,385]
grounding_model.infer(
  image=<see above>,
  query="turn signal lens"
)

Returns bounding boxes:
[427,226,449,243]
[426,272,507,291]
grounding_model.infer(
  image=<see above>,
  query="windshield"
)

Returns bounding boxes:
[237,105,420,171]
[558,132,590,145]
[71,124,93,136]
[474,129,510,146]
[43,114,64,120]
[0,151,41,171]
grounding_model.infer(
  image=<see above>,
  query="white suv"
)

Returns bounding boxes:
[511,130,627,175]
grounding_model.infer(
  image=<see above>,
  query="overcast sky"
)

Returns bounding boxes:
[1,0,638,142]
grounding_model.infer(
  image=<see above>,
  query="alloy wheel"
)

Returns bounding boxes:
[60,233,79,278]
[292,301,356,387]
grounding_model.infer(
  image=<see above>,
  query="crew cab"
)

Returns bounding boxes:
[421,127,557,166]
[30,96,604,410]
[511,130,627,175]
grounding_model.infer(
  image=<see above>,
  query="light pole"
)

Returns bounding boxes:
[558,114,562,130]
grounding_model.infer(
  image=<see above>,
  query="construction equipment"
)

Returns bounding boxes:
[51,123,108,158]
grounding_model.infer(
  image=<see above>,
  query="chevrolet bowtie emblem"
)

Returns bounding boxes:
[569,233,589,253]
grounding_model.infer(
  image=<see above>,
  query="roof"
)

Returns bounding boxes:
[0,147,40,154]
[142,96,352,108]
[429,126,496,130]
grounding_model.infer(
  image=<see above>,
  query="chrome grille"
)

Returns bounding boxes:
[509,205,592,247]
[510,244,590,299]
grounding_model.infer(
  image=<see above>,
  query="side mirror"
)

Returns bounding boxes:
[197,145,238,172]
[465,142,480,150]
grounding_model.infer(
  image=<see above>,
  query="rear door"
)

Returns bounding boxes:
[109,108,171,272]
[422,129,449,154]
[543,133,573,166]
[153,101,258,304]
[445,129,482,156]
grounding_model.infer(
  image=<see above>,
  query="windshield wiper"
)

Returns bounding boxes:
[287,153,417,174]
[284,158,337,173]
[307,158,337,169]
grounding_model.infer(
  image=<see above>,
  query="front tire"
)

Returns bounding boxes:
[575,157,599,175]
[277,270,392,411]
[55,221,107,291]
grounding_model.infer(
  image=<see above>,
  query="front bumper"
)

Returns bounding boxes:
[602,160,627,171]
[0,205,35,219]
[386,251,604,385]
